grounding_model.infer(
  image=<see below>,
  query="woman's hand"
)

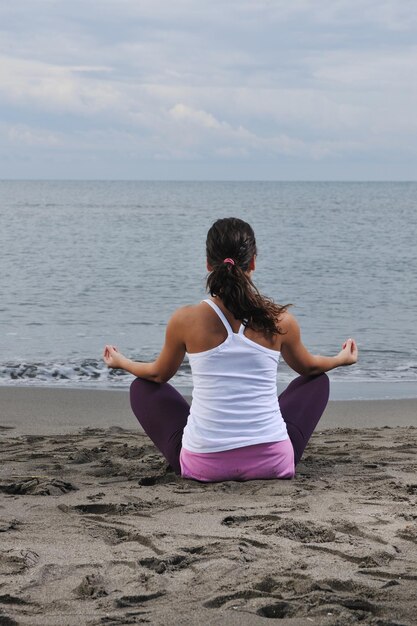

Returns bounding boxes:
[337,338,358,366]
[103,345,125,369]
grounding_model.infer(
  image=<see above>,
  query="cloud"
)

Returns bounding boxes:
[311,46,417,90]
[0,1,417,177]
[6,124,63,147]
[169,104,227,131]
[0,56,121,115]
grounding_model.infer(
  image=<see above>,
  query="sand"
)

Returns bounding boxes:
[1,388,417,625]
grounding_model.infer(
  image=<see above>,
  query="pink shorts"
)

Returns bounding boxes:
[180,439,295,482]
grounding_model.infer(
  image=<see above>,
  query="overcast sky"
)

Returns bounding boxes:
[1,1,417,180]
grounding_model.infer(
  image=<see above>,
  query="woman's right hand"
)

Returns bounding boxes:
[103,345,125,369]
[337,338,358,366]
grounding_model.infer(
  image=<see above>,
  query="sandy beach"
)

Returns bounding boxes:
[1,388,417,625]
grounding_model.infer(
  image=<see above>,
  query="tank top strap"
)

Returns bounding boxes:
[238,322,246,336]
[202,299,233,336]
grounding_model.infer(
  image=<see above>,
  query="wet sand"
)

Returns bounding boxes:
[1,388,417,625]
[2,387,417,435]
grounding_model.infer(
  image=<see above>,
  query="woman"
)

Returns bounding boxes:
[103,217,358,482]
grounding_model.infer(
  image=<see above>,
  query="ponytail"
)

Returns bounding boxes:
[206,218,289,335]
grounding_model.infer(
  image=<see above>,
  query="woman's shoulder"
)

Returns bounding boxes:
[277,309,299,334]
[168,302,208,325]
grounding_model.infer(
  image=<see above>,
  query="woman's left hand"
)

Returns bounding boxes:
[338,338,358,366]
[103,345,125,369]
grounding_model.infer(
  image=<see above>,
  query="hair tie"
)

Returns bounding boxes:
[223,258,235,266]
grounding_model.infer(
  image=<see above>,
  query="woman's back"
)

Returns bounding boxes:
[181,297,284,354]
[182,298,288,453]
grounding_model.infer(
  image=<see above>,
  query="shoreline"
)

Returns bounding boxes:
[1,378,417,402]
[1,386,417,436]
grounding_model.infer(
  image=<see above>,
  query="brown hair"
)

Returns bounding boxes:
[206,217,289,335]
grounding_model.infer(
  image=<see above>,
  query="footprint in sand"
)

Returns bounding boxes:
[205,573,383,622]
[257,601,298,619]
[86,492,106,501]
[396,524,417,544]
[331,519,388,545]
[69,448,103,464]
[204,589,270,609]
[0,594,32,608]
[0,550,39,575]
[90,525,163,554]
[74,573,108,599]
[256,594,379,621]
[306,544,396,567]
[222,514,336,543]
[0,613,19,626]
[115,591,165,607]
[139,554,190,574]
[0,519,20,533]
[0,478,76,496]
[137,473,179,486]
[70,501,152,516]
[58,504,164,553]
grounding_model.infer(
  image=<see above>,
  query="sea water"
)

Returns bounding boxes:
[1,180,416,399]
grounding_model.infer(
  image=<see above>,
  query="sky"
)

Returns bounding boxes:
[1,0,417,180]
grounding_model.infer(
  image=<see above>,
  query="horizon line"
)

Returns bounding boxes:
[1,178,416,183]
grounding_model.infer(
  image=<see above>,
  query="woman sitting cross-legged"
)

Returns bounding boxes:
[103,217,358,482]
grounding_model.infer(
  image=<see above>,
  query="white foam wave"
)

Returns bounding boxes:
[1,357,417,390]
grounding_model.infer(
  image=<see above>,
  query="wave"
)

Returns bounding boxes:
[0,358,190,389]
[1,357,417,389]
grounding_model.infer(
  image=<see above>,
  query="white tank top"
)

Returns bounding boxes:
[182,299,289,453]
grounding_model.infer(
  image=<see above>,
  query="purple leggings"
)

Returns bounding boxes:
[130,374,329,476]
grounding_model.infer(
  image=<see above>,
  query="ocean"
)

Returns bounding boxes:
[1,180,416,400]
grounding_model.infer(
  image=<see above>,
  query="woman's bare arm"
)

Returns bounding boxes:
[280,312,358,376]
[103,308,187,383]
